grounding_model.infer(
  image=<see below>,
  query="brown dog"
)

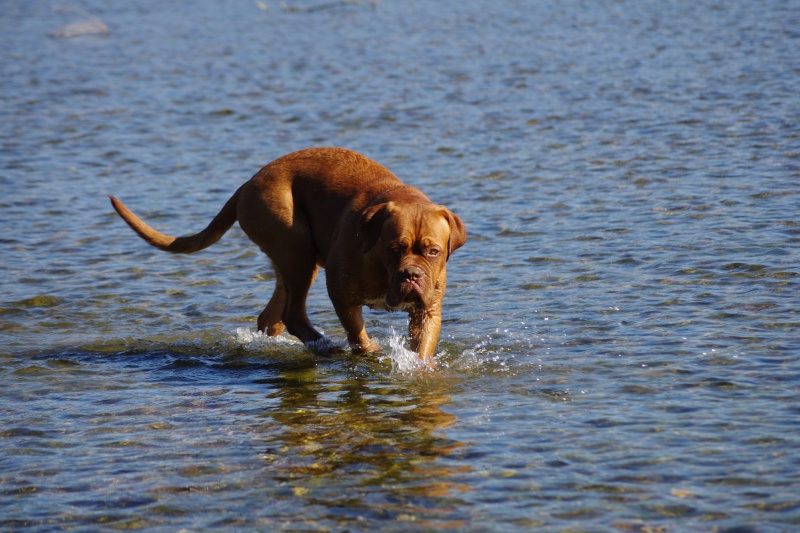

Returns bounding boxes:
[109,147,466,361]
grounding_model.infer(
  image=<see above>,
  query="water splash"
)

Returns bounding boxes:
[440,339,512,373]
[378,329,433,374]
[231,325,534,375]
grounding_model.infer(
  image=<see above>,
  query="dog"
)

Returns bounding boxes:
[109,147,466,361]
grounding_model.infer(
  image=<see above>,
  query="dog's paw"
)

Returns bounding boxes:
[350,339,381,354]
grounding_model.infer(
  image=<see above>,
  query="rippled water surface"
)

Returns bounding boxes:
[2,0,800,531]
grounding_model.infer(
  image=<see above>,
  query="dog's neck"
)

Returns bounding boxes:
[364,183,406,207]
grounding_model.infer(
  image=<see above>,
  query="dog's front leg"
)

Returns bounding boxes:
[408,304,442,361]
[333,302,380,353]
[409,267,447,361]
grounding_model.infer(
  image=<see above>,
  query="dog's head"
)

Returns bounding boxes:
[360,201,466,309]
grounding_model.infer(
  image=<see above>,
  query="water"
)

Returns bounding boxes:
[2,0,799,530]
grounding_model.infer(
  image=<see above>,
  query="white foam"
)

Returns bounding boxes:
[233,327,303,347]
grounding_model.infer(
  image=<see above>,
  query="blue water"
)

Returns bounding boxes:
[2,0,800,531]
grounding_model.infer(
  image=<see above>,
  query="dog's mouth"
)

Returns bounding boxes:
[387,279,426,309]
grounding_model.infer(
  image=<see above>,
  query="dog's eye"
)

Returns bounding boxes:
[427,248,441,258]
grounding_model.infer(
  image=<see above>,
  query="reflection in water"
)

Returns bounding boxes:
[253,367,471,526]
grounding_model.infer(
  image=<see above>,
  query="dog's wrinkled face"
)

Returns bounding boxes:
[361,201,466,310]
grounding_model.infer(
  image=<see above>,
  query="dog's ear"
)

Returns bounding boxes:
[441,207,467,258]
[360,202,395,253]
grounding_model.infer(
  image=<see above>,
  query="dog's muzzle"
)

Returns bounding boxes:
[387,266,427,308]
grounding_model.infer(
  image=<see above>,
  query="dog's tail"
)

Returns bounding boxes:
[109,189,240,254]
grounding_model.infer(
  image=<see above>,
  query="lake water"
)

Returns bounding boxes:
[2,0,799,531]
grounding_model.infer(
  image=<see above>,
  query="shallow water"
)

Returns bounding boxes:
[2,0,800,531]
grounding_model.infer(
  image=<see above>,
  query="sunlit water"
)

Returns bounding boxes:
[2,0,800,531]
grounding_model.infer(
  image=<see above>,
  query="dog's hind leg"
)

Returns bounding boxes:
[238,185,327,351]
[257,270,286,336]
[279,260,325,347]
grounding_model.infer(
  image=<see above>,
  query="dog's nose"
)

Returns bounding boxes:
[400,266,424,282]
